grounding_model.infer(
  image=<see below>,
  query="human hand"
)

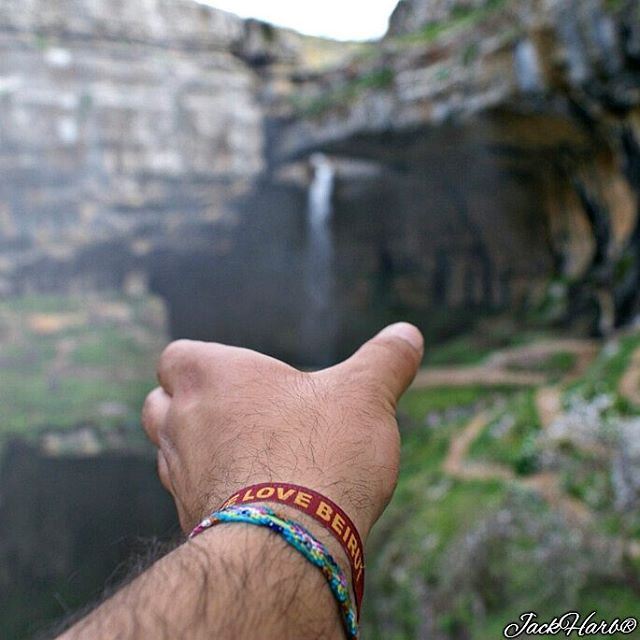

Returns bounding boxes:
[142,323,423,541]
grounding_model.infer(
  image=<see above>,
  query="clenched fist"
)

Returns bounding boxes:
[142,322,423,541]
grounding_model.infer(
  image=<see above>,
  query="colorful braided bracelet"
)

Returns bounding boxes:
[218,482,365,617]
[189,504,359,639]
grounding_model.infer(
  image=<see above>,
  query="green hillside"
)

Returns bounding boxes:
[0,293,166,451]
[363,333,640,639]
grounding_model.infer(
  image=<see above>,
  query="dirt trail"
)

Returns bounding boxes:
[535,386,562,430]
[522,473,593,525]
[413,339,597,390]
[413,368,545,388]
[47,336,76,384]
[443,411,512,480]
[439,339,599,525]
[443,404,593,524]
[485,339,598,377]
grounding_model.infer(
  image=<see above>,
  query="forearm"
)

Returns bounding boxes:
[58,518,347,640]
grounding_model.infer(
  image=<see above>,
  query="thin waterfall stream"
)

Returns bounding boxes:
[303,153,336,365]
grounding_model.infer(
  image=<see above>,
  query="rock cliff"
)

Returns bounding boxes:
[0,0,273,293]
[0,0,358,362]
[281,0,640,341]
[1,0,639,363]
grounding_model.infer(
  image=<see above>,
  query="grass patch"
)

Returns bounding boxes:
[424,334,495,366]
[470,389,541,475]
[71,329,148,366]
[604,0,626,13]
[291,68,394,118]
[0,293,165,444]
[462,41,480,66]
[399,0,511,45]
[578,582,640,618]
[401,385,493,418]
[400,385,518,429]
[363,478,507,639]
[558,442,613,510]
[422,321,557,367]
[567,333,640,399]
[505,351,576,381]
[400,420,460,475]
[368,330,640,637]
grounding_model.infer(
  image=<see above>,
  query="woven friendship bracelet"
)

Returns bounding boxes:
[219,482,365,616]
[189,504,359,639]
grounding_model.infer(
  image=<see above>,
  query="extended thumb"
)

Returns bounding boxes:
[344,322,424,402]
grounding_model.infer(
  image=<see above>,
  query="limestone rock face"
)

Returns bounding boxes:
[0,0,265,296]
[0,0,357,362]
[0,0,243,47]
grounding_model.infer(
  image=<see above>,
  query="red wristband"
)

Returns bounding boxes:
[220,482,365,616]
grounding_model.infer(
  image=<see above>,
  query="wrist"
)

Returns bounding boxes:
[191,517,348,639]
[215,482,366,614]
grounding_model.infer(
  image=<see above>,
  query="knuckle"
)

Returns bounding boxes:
[141,391,156,430]
[159,339,197,368]
[157,453,172,491]
[158,339,205,392]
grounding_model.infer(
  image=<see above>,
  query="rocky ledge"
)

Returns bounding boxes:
[279,0,640,337]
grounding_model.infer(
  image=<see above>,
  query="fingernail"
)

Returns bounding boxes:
[379,322,424,353]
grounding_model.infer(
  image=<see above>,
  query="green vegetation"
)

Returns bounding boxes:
[362,323,640,637]
[79,92,93,115]
[423,319,555,367]
[579,583,640,618]
[529,278,571,324]
[0,293,165,446]
[603,0,626,13]
[364,474,507,639]
[399,0,511,45]
[362,477,624,640]
[401,385,497,417]
[34,33,49,50]
[291,68,394,118]
[310,0,521,120]
[567,332,640,400]
[505,351,576,381]
[424,334,492,365]
[71,328,149,366]
[560,448,612,510]
[462,41,480,66]
[4,295,640,638]
[470,389,541,474]
[295,33,371,71]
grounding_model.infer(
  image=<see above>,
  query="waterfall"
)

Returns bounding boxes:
[308,153,335,232]
[303,153,335,364]
[514,40,543,93]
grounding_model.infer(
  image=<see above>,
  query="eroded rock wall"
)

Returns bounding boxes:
[281,0,640,337]
[0,0,266,295]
